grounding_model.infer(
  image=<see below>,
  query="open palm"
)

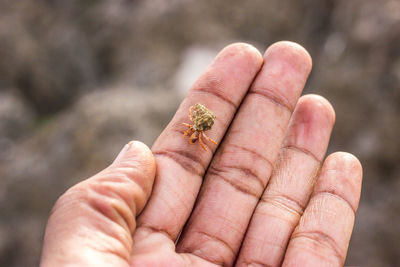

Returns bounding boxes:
[41,42,362,267]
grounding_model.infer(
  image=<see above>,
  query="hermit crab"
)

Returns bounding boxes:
[182,103,218,151]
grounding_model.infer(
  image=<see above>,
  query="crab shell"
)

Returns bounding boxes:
[190,103,216,131]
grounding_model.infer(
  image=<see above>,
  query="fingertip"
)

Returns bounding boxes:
[128,141,155,165]
[128,140,156,175]
[112,140,156,195]
[216,42,264,69]
[223,42,263,61]
[187,42,264,115]
[284,95,336,161]
[117,140,154,165]
[325,152,363,184]
[253,41,313,110]
[298,94,336,126]
[265,41,313,75]
[319,152,363,212]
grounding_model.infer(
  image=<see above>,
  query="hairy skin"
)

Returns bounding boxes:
[41,42,362,267]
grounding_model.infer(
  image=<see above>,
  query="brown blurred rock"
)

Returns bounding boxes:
[0,86,178,266]
[0,91,34,155]
[0,1,98,114]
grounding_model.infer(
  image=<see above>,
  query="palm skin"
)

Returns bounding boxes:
[41,42,362,267]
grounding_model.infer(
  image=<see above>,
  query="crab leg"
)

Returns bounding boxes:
[202,132,218,145]
[183,129,191,137]
[184,127,194,138]
[189,132,198,144]
[198,133,207,151]
[183,123,193,137]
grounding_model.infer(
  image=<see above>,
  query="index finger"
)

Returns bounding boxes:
[134,43,263,240]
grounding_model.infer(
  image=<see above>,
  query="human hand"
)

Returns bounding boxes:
[40,42,362,267]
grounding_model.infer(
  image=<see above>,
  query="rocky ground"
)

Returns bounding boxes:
[0,0,399,266]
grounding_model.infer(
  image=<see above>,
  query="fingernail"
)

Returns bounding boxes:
[113,142,133,164]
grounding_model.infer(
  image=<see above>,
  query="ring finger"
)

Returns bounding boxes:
[236,94,336,266]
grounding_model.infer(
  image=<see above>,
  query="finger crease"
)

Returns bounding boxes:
[290,230,344,264]
[313,190,357,215]
[260,193,305,217]
[242,260,274,267]
[194,230,236,263]
[208,166,259,198]
[228,144,274,171]
[192,87,237,110]
[139,224,175,241]
[249,87,293,113]
[225,165,265,190]
[81,201,132,253]
[84,185,134,233]
[283,144,321,163]
[173,128,186,135]
[91,242,131,262]
[153,149,205,177]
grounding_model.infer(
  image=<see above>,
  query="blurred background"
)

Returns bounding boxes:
[0,0,399,266]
